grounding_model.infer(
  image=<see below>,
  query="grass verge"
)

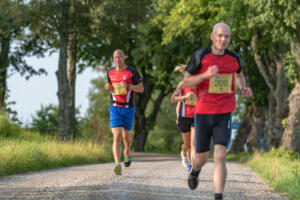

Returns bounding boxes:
[227,149,300,200]
[0,136,113,177]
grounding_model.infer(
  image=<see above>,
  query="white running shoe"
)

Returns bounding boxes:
[181,151,189,169]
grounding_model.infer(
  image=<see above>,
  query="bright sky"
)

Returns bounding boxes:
[7,52,100,124]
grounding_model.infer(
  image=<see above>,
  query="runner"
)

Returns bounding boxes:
[171,64,196,174]
[182,23,252,200]
[105,49,144,175]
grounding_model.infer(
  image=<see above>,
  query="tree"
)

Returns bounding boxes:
[157,0,270,152]
[29,0,94,140]
[0,0,45,111]
[83,0,190,151]
[247,0,300,152]
[216,0,269,153]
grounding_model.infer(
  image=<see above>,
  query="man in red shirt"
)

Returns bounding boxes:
[183,23,252,200]
[105,49,144,175]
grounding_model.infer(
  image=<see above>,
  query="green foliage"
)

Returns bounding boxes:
[0,113,20,138]
[83,75,112,143]
[30,104,84,138]
[282,52,299,88]
[249,150,300,199]
[31,104,58,135]
[266,148,299,161]
[282,118,287,129]
[145,94,182,153]
[0,135,113,177]
[226,152,252,162]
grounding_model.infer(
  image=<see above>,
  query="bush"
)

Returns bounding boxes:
[31,104,58,135]
[0,113,20,138]
[30,104,85,138]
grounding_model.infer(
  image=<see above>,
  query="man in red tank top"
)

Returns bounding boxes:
[183,23,252,200]
[105,49,144,175]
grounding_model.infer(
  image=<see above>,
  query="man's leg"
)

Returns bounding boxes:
[182,132,191,161]
[181,131,191,168]
[112,127,123,175]
[122,129,132,156]
[190,127,195,169]
[112,127,122,163]
[213,144,227,195]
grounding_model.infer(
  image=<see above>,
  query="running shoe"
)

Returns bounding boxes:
[187,165,192,174]
[124,153,131,167]
[181,151,189,168]
[114,163,122,175]
[188,169,200,190]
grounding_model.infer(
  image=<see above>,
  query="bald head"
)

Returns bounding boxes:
[213,23,231,35]
[113,49,125,57]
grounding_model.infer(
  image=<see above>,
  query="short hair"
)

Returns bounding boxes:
[174,64,187,73]
[212,23,231,34]
[113,49,125,56]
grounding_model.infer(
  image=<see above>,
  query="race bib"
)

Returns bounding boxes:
[208,74,232,94]
[113,83,127,95]
[185,95,196,106]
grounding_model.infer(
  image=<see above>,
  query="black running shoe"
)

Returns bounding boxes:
[188,171,199,190]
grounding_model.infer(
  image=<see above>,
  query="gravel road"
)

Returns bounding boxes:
[0,153,288,200]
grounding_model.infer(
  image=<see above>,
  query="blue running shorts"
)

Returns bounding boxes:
[110,105,135,131]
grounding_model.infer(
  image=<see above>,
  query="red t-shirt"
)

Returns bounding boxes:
[107,66,142,108]
[179,87,195,118]
[186,48,242,114]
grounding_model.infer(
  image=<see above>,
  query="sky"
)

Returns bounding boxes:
[7,52,100,124]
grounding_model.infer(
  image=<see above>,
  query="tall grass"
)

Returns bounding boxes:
[0,112,113,176]
[248,149,300,200]
[0,138,113,176]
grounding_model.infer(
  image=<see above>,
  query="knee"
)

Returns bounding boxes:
[183,142,191,150]
[114,135,122,143]
[214,151,226,165]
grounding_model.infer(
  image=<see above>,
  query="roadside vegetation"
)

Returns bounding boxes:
[227,150,300,200]
[0,113,113,176]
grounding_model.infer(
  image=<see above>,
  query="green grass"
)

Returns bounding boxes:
[226,152,252,162]
[0,112,114,176]
[0,133,113,176]
[228,149,300,200]
[248,149,300,200]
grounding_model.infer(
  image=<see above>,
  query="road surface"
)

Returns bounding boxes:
[0,153,288,200]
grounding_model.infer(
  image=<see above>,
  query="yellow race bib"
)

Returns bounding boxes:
[185,95,196,106]
[208,74,232,94]
[113,83,127,95]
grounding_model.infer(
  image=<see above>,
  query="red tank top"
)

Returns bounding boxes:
[186,48,241,114]
[179,87,195,118]
[107,66,142,108]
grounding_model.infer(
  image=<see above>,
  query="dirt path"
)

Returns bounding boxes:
[0,153,288,200]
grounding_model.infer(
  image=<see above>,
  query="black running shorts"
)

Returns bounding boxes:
[178,116,194,133]
[194,113,231,153]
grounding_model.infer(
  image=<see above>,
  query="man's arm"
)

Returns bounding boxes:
[235,71,252,97]
[128,82,144,93]
[183,65,219,88]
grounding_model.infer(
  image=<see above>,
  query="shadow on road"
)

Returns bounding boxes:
[132,152,180,163]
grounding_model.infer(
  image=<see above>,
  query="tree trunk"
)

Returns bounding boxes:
[230,105,252,153]
[251,34,289,149]
[280,28,300,154]
[66,32,77,137]
[56,1,70,140]
[133,72,170,152]
[246,102,266,153]
[0,36,10,111]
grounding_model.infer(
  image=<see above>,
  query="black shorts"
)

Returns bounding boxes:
[194,113,232,153]
[178,116,194,133]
